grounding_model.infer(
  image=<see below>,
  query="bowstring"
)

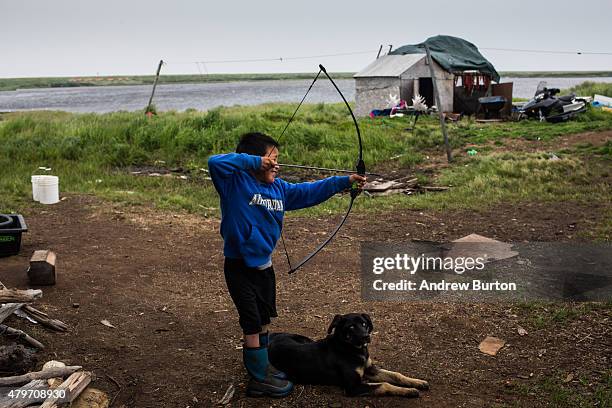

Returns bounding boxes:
[275,69,322,148]
[268,68,323,271]
[287,65,365,274]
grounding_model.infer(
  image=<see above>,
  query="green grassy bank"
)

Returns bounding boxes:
[1,101,611,229]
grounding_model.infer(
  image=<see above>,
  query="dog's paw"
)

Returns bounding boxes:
[415,380,429,390]
[401,388,420,398]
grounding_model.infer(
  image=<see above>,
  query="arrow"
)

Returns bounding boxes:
[278,163,383,177]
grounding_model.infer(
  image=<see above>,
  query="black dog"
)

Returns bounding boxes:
[269,313,429,397]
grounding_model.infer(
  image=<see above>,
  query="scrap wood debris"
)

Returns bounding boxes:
[0,280,68,353]
[0,360,106,408]
[0,279,105,406]
[0,288,42,303]
[479,336,506,356]
[0,324,45,350]
[128,166,211,181]
[447,233,519,264]
[100,319,116,329]
[217,383,235,405]
[0,365,82,386]
[363,175,449,196]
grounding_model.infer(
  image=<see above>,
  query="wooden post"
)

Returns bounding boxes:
[376,45,383,59]
[145,59,164,114]
[28,250,56,285]
[424,44,452,163]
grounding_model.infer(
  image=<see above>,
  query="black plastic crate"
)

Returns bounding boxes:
[0,214,28,257]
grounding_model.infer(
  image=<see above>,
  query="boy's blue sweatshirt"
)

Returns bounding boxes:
[208,153,350,268]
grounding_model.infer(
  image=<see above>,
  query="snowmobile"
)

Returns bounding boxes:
[519,81,588,123]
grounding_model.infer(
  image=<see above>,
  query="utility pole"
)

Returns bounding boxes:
[424,45,452,162]
[145,59,164,114]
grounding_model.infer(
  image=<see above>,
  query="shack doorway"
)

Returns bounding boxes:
[419,78,434,107]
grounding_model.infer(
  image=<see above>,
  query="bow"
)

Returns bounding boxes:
[275,64,365,274]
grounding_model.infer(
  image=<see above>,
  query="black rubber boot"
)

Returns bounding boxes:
[243,346,293,398]
[259,332,289,380]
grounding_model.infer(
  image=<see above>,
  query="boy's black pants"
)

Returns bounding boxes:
[224,257,278,335]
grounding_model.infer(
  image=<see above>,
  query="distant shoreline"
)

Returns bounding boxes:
[1,71,611,92]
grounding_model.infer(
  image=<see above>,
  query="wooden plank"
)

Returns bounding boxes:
[0,324,45,349]
[393,177,419,188]
[0,289,42,303]
[0,379,48,408]
[363,180,401,192]
[492,82,513,118]
[40,371,92,408]
[30,250,55,264]
[0,303,24,324]
[21,305,68,332]
[0,366,82,386]
[29,250,56,285]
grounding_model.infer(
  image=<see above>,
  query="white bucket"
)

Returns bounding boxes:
[36,175,60,205]
[31,175,43,202]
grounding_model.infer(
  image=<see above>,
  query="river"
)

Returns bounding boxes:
[0,77,610,113]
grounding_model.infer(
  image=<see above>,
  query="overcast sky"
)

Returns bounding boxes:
[2,0,611,78]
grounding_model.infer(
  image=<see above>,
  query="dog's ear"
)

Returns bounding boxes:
[361,313,373,333]
[327,314,342,334]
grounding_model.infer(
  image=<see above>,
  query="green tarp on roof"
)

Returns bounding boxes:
[389,35,500,82]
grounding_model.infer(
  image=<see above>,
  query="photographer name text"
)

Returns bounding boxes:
[373,279,517,292]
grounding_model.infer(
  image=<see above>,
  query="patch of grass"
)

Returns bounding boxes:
[405,152,609,210]
[516,301,611,330]
[508,370,612,408]
[584,212,612,241]
[453,107,612,143]
[566,81,612,97]
[574,140,612,159]
[1,104,611,218]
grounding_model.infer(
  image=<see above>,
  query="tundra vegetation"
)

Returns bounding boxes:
[1,95,611,241]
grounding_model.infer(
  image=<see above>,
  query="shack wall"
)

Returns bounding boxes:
[354,77,401,117]
[400,58,454,112]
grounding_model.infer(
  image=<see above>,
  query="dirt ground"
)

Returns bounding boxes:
[1,129,610,407]
[1,191,610,407]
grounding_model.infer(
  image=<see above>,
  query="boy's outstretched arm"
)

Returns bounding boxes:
[282,175,365,211]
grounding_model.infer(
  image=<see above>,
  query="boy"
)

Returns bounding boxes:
[208,132,365,397]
